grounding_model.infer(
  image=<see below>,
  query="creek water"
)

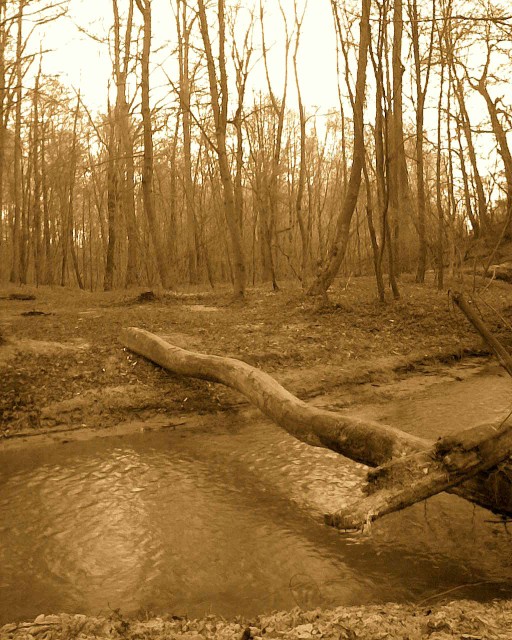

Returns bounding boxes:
[1,362,512,624]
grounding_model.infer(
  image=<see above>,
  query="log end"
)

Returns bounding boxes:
[324,509,373,532]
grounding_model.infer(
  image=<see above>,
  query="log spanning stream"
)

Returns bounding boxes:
[1,362,512,624]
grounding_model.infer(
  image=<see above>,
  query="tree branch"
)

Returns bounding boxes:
[120,327,512,526]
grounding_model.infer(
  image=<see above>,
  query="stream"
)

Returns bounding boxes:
[1,360,512,624]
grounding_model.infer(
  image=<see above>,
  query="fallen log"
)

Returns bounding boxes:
[451,291,512,377]
[326,421,512,529]
[120,327,425,465]
[120,327,512,527]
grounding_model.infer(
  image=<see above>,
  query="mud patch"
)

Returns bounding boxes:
[183,304,221,312]
[0,337,89,365]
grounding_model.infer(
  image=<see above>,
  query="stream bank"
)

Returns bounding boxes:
[2,600,512,640]
[1,278,512,636]
[1,276,507,444]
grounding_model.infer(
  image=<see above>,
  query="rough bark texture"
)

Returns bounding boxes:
[326,420,512,530]
[120,327,512,525]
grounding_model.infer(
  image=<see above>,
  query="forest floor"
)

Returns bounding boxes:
[3,272,512,444]
[1,273,512,638]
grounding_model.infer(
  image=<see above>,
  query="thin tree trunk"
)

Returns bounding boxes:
[177,0,198,284]
[436,51,445,290]
[292,3,309,285]
[0,0,7,276]
[112,0,139,288]
[32,57,43,286]
[453,73,488,235]
[104,111,118,291]
[197,0,246,298]
[308,0,371,296]
[136,0,172,289]
[67,94,84,290]
[409,0,434,282]
[10,0,24,284]
[362,160,385,302]
[41,119,53,285]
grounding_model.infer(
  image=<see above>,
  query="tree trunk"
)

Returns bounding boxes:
[0,0,7,277]
[292,2,309,286]
[177,0,198,285]
[453,73,488,235]
[409,0,434,282]
[362,160,385,302]
[10,0,24,284]
[120,327,512,525]
[436,46,445,290]
[104,111,118,291]
[475,79,512,236]
[307,0,371,296]
[327,420,512,530]
[197,0,246,298]
[66,94,84,290]
[136,0,172,289]
[32,58,43,286]
[112,0,139,288]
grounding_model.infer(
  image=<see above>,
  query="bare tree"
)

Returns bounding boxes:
[135,0,173,288]
[112,0,139,287]
[292,0,310,286]
[176,0,199,284]
[308,0,371,296]
[408,0,435,282]
[10,0,24,283]
[197,0,246,298]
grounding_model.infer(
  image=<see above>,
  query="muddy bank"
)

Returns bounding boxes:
[2,281,512,637]
[2,277,509,442]
[2,600,512,639]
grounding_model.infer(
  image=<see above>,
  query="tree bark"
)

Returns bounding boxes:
[292,1,309,286]
[474,77,512,232]
[177,0,198,285]
[451,291,512,377]
[307,0,371,296]
[32,58,43,286]
[10,0,24,284]
[327,420,512,530]
[197,0,246,299]
[120,327,512,525]
[112,0,139,288]
[409,0,434,282]
[135,0,172,289]
[453,73,488,235]
[104,110,118,291]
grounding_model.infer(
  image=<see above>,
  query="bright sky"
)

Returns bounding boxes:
[39,0,340,115]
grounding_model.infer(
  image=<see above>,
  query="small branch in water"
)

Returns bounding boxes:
[417,580,500,606]
[451,290,512,378]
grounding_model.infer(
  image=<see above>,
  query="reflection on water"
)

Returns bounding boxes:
[0,363,511,624]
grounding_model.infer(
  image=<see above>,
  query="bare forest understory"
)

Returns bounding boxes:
[2,274,512,638]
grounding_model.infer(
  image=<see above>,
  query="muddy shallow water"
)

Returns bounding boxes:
[1,362,512,624]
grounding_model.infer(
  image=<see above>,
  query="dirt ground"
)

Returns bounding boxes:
[2,273,511,441]
[2,274,512,638]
